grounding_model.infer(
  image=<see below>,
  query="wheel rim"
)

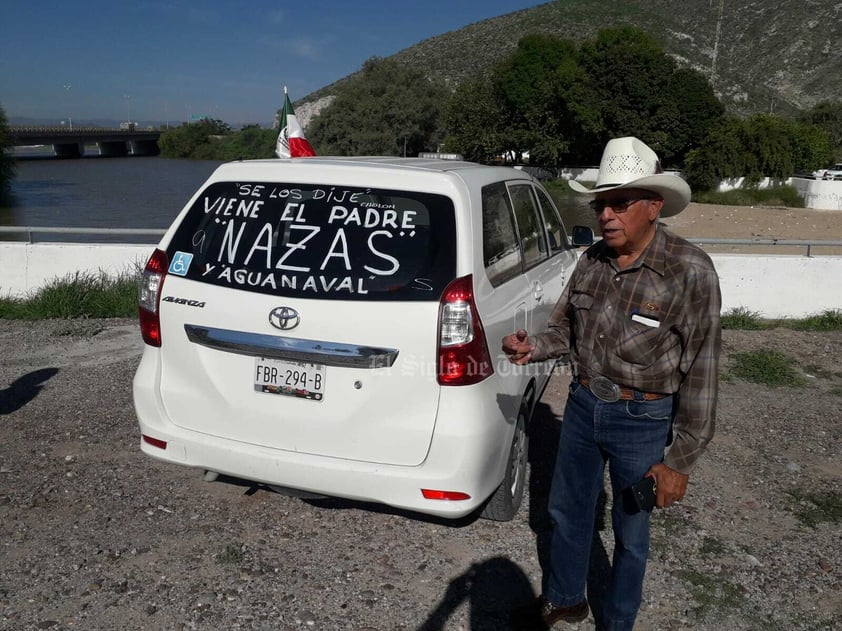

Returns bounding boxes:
[509,414,526,496]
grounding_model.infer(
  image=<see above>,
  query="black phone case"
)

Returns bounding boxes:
[624,477,656,513]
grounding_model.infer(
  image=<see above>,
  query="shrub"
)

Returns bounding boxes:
[785,309,842,331]
[786,489,842,528]
[0,270,138,319]
[693,185,805,207]
[721,307,766,330]
[727,348,804,387]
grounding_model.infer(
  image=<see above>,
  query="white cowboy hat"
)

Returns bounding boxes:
[569,136,691,217]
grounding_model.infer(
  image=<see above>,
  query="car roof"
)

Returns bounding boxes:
[213,156,536,182]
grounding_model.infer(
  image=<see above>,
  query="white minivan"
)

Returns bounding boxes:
[133,156,578,521]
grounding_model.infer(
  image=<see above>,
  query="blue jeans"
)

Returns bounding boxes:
[543,381,673,631]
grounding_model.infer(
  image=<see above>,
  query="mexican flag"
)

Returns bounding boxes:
[275,86,316,158]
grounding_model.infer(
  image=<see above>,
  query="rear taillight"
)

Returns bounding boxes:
[138,248,168,347]
[437,274,494,386]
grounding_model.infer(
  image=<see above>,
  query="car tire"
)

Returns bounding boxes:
[480,404,529,521]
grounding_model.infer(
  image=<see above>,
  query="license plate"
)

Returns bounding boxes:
[254,357,325,401]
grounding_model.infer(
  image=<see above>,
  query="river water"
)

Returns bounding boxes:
[1,153,595,243]
[1,154,221,242]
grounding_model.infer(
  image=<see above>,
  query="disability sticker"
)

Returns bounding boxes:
[169,251,194,276]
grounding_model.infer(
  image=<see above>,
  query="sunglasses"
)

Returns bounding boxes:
[588,198,654,214]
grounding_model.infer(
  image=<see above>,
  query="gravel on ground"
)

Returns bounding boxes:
[0,318,839,630]
[662,203,842,255]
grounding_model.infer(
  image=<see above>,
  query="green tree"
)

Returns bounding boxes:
[656,68,725,164]
[799,100,842,161]
[743,114,794,181]
[577,26,724,166]
[492,34,597,165]
[301,26,727,169]
[578,27,675,156]
[684,118,747,191]
[446,26,724,168]
[159,118,232,159]
[787,120,834,173]
[0,103,15,201]
[684,114,832,191]
[212,125,277,161]
[308,57,451,156]
[446,78,504,162]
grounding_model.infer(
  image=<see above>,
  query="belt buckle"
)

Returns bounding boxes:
[589,375,621,403]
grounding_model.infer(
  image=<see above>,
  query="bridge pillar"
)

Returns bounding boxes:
[97,141,129,157]
[130,139,161,156]
[53,142,84,158]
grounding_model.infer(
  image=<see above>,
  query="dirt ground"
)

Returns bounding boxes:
[0,316,840,630]
[661,203,842,255]
[665,203,842,240]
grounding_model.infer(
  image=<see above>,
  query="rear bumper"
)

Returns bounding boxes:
[137,430,486,518]
[133,350,552,519]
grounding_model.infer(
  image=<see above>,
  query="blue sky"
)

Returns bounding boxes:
[1,0,548,126]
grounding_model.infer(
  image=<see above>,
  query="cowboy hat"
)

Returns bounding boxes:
[569,137,691,217]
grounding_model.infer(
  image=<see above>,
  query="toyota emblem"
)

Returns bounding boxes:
[269,306,300,331]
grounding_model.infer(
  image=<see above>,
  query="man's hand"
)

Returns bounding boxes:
[646,463,688,509]
[502,329,535,365]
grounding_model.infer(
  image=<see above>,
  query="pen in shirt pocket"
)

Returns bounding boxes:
[631,308,661,328]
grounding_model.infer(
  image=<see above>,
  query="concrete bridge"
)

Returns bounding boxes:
[9,127,161,158]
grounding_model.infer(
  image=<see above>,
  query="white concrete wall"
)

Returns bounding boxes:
[0,242,154,297]
[696,176,842,211]
[790,177,842,211]
[716,176,791,193]
[1,243,840,319]
[562,166,599,182]
[713,254,842,318]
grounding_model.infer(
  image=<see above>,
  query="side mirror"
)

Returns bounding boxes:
[571,225,595,247]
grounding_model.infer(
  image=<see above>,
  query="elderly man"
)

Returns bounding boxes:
[505,137,721,630]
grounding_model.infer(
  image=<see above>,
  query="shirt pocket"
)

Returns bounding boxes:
[613,317,678,368]
[569,290,593,331]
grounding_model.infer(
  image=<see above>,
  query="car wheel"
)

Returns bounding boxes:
[480,404,529,521]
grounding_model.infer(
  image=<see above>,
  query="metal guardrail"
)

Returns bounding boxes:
[686,238,842,256]
[0,226,166,243]
[1,227,841,255]
[9,126,160,137]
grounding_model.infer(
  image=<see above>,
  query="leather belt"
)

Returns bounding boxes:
[578,376,668,402]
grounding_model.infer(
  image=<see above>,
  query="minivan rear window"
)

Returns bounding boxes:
[166,181,456,301]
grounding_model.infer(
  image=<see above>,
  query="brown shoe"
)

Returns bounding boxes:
[511,595,589,629]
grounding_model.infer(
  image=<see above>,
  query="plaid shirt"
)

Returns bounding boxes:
[531,226,721,474]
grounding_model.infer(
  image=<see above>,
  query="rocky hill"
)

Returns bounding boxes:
[301,0,841,119]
